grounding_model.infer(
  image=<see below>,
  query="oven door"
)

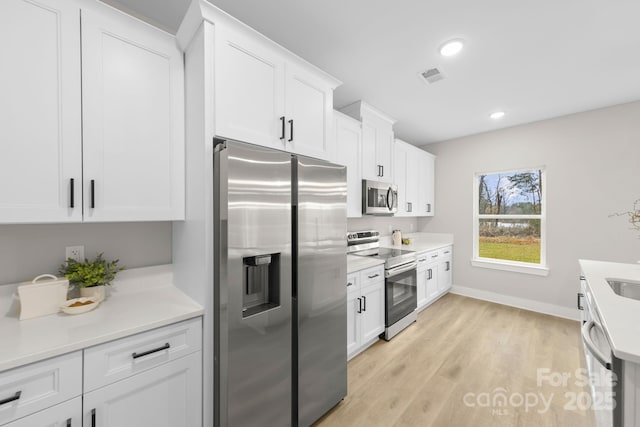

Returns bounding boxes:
[384,265,417,327]
[362,180,397,215]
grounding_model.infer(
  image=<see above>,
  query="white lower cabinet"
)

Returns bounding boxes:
[0,318,202,427]
[4,397,81,427]
[83,352,201,427]
[416,246,453,311]
[438,247,453,294]
[347,265,385,360]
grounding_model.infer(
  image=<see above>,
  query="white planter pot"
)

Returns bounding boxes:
[80,285,106,303]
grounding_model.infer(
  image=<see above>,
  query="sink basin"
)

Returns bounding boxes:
[607,279,640,301]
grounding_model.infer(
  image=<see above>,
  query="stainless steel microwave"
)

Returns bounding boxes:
[362,180,397,215]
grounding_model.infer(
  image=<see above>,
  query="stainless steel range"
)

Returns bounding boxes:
[347,230,417,340]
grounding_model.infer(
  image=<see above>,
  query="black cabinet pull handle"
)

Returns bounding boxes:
[362,295,367,311]
[577,293,584,310]
[367,274,379,279]
[428,268,432,280]
[90,180,95,209]
[347,281,353,287]
[418,258,427,262]
[0,391,21,406]
[70,178,75,208]
[280,116,285,140]
[91,408,96,427]
[66,418,72,427]
[357,297,362,313]
[288,119,294,142]
[446,261,450,271]
[132,342,170,359]
[427,203,431,213]
[377,165,382,177]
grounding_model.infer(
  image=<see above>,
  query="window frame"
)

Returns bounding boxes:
[471,167,549,276]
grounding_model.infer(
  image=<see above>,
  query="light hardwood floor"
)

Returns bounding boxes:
[315,294,596,427]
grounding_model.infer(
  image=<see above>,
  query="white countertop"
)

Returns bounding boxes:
[347,255,385,274]
[579,259,640,363]
[382,232,454,253]
[0,265,203,372]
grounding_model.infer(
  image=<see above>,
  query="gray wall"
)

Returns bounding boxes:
[0,222,172,285]
[418,101,640,310]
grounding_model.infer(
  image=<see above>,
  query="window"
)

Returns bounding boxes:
[472,168,548,276]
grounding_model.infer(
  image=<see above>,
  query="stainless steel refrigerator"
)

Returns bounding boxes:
[213,139,347,426]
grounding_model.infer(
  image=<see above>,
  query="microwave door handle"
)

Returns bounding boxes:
[581,321,612,370]
[386,187,391,210]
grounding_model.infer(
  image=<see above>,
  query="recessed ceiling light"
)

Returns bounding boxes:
[490,111,505,120]
[439,39,464,57]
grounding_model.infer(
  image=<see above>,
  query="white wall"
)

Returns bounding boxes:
[418,101,640,313]
[0,222,172,285]
[348,216,417,236]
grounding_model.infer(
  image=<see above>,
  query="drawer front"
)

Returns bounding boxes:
[359,265,384,288]
[0,352,82,425]
[416,252,429,271]
[4,396,81,427]
[439,246,452,259]
[347,272,359,294]
[84,317,202,392]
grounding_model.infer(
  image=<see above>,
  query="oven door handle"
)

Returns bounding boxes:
[581,320,612,370]
[385,261,417,278]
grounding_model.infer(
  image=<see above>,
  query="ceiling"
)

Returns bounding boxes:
[104,0,640,144]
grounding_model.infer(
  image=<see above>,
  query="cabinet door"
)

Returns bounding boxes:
[393,141,408,216]
[81,4,185,222]
[334,112,362,217]
[83,352,201,427]
[438,258,452,293]
[4,397,81,427]
[426,264,439,301]
[361,122,379,181]
[285,62,333,160]
[416,269,427,309]
[417,151,435,216]
[375,128,394,184]
[347,292,360,358]
[360,282,385,343]
[0,0,82,223]
[405,146,419,215]
[215,24,284,150]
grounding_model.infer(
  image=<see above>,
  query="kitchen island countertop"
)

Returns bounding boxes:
[580,259,640,364]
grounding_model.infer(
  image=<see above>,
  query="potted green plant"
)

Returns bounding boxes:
[59,253,123,302]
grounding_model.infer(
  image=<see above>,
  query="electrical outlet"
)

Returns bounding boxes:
[65,245,84,262]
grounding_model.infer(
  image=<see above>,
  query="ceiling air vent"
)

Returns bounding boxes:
[419,67,444,84]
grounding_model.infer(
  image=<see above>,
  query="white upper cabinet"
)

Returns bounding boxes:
[213,18,339,160]
[284,61,334,160]
[339,101,396,184]
[417,150,435,216]
[334,111,362,218]
[81,4,185,222]
[214,24,284,150]
[0,0,184,224]
[0,0,82,223]
[393,139,435,217]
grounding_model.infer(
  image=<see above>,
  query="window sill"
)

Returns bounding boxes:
[471,258,549,276]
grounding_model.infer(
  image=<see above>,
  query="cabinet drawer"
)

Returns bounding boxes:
[439,247,452,259]
[416,252,430,271]
[0,351,82,425]
[3,396,81,427]
[359,265,384,288]
[84,317,202,392]
[347,272,359,294]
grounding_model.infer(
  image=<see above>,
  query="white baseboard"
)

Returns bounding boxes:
[450,285,580,321]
